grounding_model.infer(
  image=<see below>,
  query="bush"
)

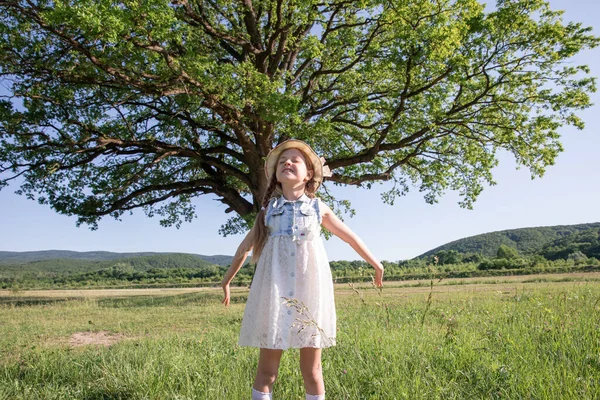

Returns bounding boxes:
[496,244,519,259]
[567,251,588,264]
[478,258,529,270]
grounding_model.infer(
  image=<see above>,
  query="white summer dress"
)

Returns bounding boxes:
[238,194,336,349]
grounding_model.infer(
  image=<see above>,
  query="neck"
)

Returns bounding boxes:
[281,184,306,201]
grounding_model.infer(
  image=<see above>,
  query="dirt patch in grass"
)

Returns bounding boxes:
[68,331,127,347]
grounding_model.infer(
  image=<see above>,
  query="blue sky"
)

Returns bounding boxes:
[1,0,599,262]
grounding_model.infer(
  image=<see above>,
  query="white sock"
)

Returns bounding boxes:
[252,387,272,400]
[306,393,325,400]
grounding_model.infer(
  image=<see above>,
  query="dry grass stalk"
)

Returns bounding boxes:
[282,297,334,347]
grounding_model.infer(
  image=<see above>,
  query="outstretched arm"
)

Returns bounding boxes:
[220,225,257,306]
[319,201,384,287]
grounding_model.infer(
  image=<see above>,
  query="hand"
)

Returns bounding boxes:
[373,264,384,288]
[221,282,231,306]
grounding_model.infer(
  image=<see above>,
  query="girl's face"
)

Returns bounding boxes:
[275,148,313,187]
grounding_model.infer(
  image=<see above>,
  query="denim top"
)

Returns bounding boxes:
[265,194,322,241]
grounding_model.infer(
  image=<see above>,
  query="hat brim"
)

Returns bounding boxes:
[264,139,323,191]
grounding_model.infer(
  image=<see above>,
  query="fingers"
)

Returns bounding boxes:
[371,276,384,288]
[374,271,384,288]
[222,284,231,306]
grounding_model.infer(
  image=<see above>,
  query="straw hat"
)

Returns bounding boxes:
[264,139,330,191]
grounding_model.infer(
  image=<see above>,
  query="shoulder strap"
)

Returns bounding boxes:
[264,197,278,225]
[312,197,322,224]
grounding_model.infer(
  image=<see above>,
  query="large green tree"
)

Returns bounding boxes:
[0,0,597,233]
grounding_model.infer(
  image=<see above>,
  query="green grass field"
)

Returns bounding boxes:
[1,274,599,399]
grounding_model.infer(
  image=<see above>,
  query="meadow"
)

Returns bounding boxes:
[1,274,599,399]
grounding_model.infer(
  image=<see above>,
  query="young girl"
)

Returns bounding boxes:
[221,140,384,400]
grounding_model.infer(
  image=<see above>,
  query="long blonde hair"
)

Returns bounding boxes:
[251,148,318,263]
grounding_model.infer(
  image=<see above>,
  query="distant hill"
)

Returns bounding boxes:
[0,252,236,279]
[538,229,600,261]
[0,250,233,266]
[197,255,235,266]
[419,222,600,258]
